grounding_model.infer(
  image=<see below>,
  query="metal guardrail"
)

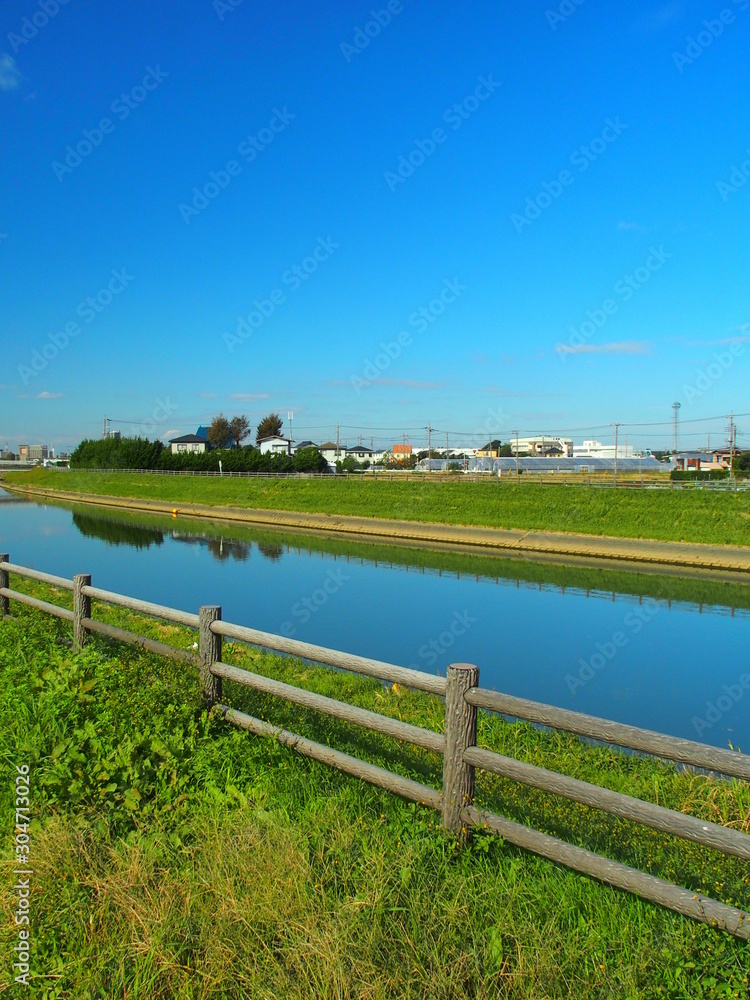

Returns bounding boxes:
[0,554,748,939]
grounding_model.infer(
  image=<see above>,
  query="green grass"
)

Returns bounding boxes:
[1,580,749,998]
[6,468,750,547]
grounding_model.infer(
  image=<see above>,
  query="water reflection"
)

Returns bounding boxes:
[62,507,750,620]
[4,493,750,748]
[73,512,165,550]
[172,532,251,563]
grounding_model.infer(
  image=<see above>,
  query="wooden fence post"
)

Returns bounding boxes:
[199,605,222,708]
[442,662,479,838]
[73,574,91,649]
[0,553,9,615]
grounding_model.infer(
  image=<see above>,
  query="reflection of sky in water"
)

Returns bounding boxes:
[1,491,749,752]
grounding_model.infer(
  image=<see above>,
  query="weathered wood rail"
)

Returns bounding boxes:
[1,553,749,939]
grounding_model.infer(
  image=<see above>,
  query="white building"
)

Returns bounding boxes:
[258,435,292,456]
[511,436,573,458]
[347,444,374,462]
[317,441,342,466]
[169,434,207,455]
[573,439,636,460]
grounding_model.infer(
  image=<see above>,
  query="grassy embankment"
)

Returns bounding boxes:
[6,468,750,547]
[1,578,749,998]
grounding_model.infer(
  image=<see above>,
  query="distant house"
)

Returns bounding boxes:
[258,435,292,456]
[477,440,502,458]
[317,441,342,465]
[673,451,727,472]
[393,444,412,458]
[347,444,373,461]
[293,440,318,454]
[169,434,208,455]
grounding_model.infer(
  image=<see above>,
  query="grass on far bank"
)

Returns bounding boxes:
[1,579,749,999]
[6,467,750,547]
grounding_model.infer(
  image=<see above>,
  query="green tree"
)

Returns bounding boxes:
[335,455,368,473]
[229,415,251,449]
[293,447,328,472]
[256,412,283,443]
[207,415,233,450]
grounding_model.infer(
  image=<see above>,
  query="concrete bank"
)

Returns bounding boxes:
[6,482,750,575]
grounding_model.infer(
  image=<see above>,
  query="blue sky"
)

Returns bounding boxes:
[1,0,748,453]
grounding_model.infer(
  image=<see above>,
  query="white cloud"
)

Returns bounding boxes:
[227,392,271,402]
[199,392,218,398]
[0,54,21,91]
[556,341,648,356]
[36,391,63,399]
[617,220,646,233]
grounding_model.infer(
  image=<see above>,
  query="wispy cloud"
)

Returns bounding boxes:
[0,54,21,91]
[684,336,750,347]
[162,428,179,440]
[327,378,446,390]
[199,392,218,399]
[482,386,567,398]
[227,392,271,402]
[617,220,646,233]
[555,341,649,356]
[36,391,63,399]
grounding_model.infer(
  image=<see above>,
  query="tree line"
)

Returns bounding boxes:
[70,412,327,472]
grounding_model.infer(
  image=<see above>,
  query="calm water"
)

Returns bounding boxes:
[1,488,749,751]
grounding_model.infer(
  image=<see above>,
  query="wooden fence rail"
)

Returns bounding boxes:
[1,554,748,939]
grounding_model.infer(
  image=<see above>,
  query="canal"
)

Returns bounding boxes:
[1,487,748,752]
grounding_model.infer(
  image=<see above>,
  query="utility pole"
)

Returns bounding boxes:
[513,429,520,480]
[728,411,736,478]
[672,401,681,455]
[613,423,620,482]
[287,411,293,455]
[446,433,449,461]
[336,423,340,459]
[427,423,432,473]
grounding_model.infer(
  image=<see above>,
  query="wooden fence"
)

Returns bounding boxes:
[1,553,749,939]
[35,467,750,489]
